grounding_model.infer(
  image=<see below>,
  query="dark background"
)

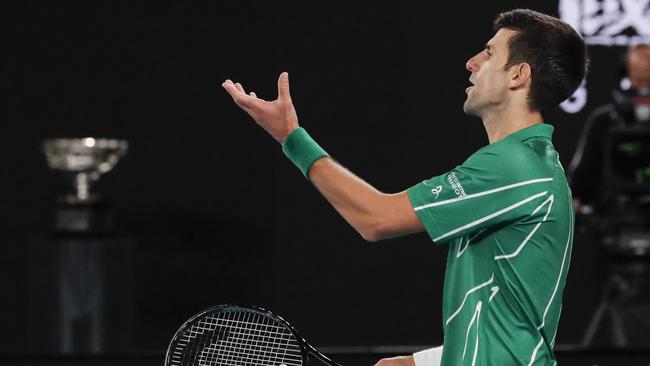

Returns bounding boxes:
[3,0,642,363]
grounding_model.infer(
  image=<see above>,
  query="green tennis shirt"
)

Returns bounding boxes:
[407,123,574,366]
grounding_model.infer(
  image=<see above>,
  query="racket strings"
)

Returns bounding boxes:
[170,309,303,366]
[196,313,299,366]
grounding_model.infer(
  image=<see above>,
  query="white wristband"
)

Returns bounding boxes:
[413,346,443,366]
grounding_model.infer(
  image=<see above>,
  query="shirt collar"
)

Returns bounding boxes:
[503,123,554,142]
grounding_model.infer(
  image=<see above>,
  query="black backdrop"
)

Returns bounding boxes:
[3,1,629,356]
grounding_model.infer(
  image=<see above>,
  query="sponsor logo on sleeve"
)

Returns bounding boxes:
[431,185,443,199]
[423,181,444,199]
[447,172,467,198]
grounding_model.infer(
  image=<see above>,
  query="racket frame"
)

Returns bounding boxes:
[165,304,342,366]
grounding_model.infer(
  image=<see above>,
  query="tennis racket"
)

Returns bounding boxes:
[165,304,343,366]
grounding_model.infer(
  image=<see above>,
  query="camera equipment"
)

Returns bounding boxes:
[603,127,650,196]
[581,123,650,348]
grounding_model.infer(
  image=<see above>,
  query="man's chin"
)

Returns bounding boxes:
[463,101,480,117]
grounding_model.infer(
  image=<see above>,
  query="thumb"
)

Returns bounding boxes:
[277,72,291,101]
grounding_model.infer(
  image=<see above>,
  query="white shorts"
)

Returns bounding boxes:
[413,346,443,366]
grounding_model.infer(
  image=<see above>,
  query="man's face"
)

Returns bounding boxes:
[463,28,518,117]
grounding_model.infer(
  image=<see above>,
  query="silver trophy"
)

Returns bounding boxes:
[43,138,129,204]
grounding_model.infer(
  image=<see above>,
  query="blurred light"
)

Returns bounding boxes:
[620,77,631,91]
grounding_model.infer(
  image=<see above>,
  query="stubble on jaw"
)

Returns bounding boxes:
[463,95,480,117]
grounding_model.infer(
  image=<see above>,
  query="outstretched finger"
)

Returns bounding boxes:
[222,81,257,108]
[277,72,291,101]
[222,80,241,97]
[222,80,240,95]
[235,82,246,94]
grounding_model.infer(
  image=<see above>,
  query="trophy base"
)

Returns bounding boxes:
[59,193,100,205]
[53,198,114,235]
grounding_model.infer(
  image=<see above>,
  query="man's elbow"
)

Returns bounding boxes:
[358,215,422,242]
[359,221,391,243]
[360,230,382,242]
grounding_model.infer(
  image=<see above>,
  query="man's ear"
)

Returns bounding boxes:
[509,63,532,89]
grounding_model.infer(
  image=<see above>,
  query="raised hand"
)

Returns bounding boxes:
[222,72,300,143]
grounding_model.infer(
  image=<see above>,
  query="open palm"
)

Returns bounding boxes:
[222,72,300,143]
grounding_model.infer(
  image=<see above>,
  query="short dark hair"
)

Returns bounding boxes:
[494,9,589,114]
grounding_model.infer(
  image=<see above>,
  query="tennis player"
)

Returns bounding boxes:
[222,8,588,366]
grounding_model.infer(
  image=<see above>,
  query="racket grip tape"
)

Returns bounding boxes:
[282,127,329,179]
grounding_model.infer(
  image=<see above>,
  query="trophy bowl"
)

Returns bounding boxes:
[43,137,129,203]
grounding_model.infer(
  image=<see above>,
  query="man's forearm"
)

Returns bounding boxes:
[221,76,422,241]
[307,157,421,242]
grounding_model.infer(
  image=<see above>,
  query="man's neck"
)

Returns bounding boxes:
[481,107,544,144]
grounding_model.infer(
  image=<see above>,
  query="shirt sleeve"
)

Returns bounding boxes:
[407,145,553,244]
